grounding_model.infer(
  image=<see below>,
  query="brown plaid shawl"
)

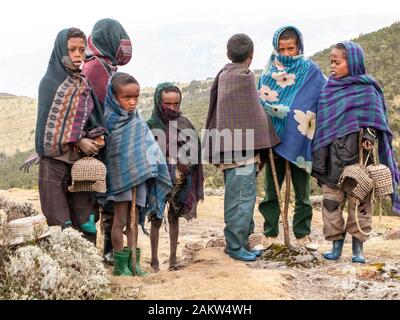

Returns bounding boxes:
[204,63,279,163]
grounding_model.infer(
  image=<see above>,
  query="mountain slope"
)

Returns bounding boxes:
[1,22,399,193]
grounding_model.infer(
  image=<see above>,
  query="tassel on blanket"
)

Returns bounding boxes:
[20,152,40,173]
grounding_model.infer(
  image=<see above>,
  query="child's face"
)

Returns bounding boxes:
[330,48,349,79]
[278,38,299,56]
[67,37,86,70]
[161,91,181,111]
[115,83,140,112]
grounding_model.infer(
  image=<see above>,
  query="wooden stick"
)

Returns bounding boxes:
[269,149,283,213]
[269,149,290,246]
[359,128,364,165]
[283,160,291,246]
[131,187,138,275]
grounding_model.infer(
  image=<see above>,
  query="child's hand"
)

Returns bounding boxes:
[93,135,105,149]
[361,139,374,151]
[76,138,99,156]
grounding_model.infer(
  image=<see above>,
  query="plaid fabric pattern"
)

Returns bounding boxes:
[313,41,400,215]
[104,82,172,219]
[204,63,280,163]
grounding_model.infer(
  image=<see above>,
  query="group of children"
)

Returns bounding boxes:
[34,20,399,275]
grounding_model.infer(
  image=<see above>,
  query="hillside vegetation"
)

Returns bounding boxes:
[0,23,399,201]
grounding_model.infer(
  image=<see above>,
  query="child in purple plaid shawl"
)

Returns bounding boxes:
[312,42,395,264]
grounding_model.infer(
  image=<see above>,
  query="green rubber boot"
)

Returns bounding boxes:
[124,247,149,276]
[113,250,133,276]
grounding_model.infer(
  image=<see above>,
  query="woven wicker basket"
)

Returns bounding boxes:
[69,180,107,193]
[206,236,226,248]
[69,157,107,193]
[367,164,393,197]
[4,215,51,246]
[71,157,106,182]
[338,163,374,201]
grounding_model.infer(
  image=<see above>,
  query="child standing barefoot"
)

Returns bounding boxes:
[147,82,204,271]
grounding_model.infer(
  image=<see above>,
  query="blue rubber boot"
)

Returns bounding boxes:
[248,248,262,257]
[62,220,73,230]
[244,241,262,257]
[352,237,366,264]
[80,214,97,234]
[226,247,257,261]
[323,239,344,261]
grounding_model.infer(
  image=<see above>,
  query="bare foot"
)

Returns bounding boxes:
[150,259,160,272]
[169,256,178,268]
[169,256,188,271]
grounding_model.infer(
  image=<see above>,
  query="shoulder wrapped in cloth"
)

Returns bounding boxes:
[312,41,400,215]
[258,26,326,173]
[147,82,204,221]
[103,83,172,223]
[35,28,106,158]
[204,63,280,164]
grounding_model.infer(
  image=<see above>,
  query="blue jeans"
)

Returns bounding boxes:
[223,164,257,251]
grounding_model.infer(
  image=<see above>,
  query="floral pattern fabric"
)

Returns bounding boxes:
[258,26,326,172]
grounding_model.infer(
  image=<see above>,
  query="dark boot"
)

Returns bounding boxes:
[113,250,133,276]
[103,232,113,265]
[323,239,344,261]
[352,237,366,263]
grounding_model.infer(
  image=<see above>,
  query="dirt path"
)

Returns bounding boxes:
[3,189,400,300]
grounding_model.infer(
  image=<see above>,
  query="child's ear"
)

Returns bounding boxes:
[227,51,232,61]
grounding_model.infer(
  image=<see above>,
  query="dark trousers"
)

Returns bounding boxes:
[258,155,313,239]
[38,156,95,228]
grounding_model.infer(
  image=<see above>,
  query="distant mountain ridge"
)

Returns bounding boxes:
[0,22,399,190]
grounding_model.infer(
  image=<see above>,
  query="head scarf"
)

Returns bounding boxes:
[148,82,204,221]
[258,26,326,173]
[313,41,400,215]
[104,79,172,220]
[35,28,106,157]
[83,18,132,106]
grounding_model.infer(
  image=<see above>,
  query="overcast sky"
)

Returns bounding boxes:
[1,0,399,96]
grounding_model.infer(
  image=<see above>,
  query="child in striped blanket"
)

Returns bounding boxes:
[102,72,172,275]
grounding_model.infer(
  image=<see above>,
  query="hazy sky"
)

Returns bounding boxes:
[1,0,399,96]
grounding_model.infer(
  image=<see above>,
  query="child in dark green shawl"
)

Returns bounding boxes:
[147,82,204,271]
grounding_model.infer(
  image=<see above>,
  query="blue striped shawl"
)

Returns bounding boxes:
[104,84,172,219]
[258,26,326,172]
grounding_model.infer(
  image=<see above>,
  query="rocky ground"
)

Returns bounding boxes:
[2,188,400,300]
